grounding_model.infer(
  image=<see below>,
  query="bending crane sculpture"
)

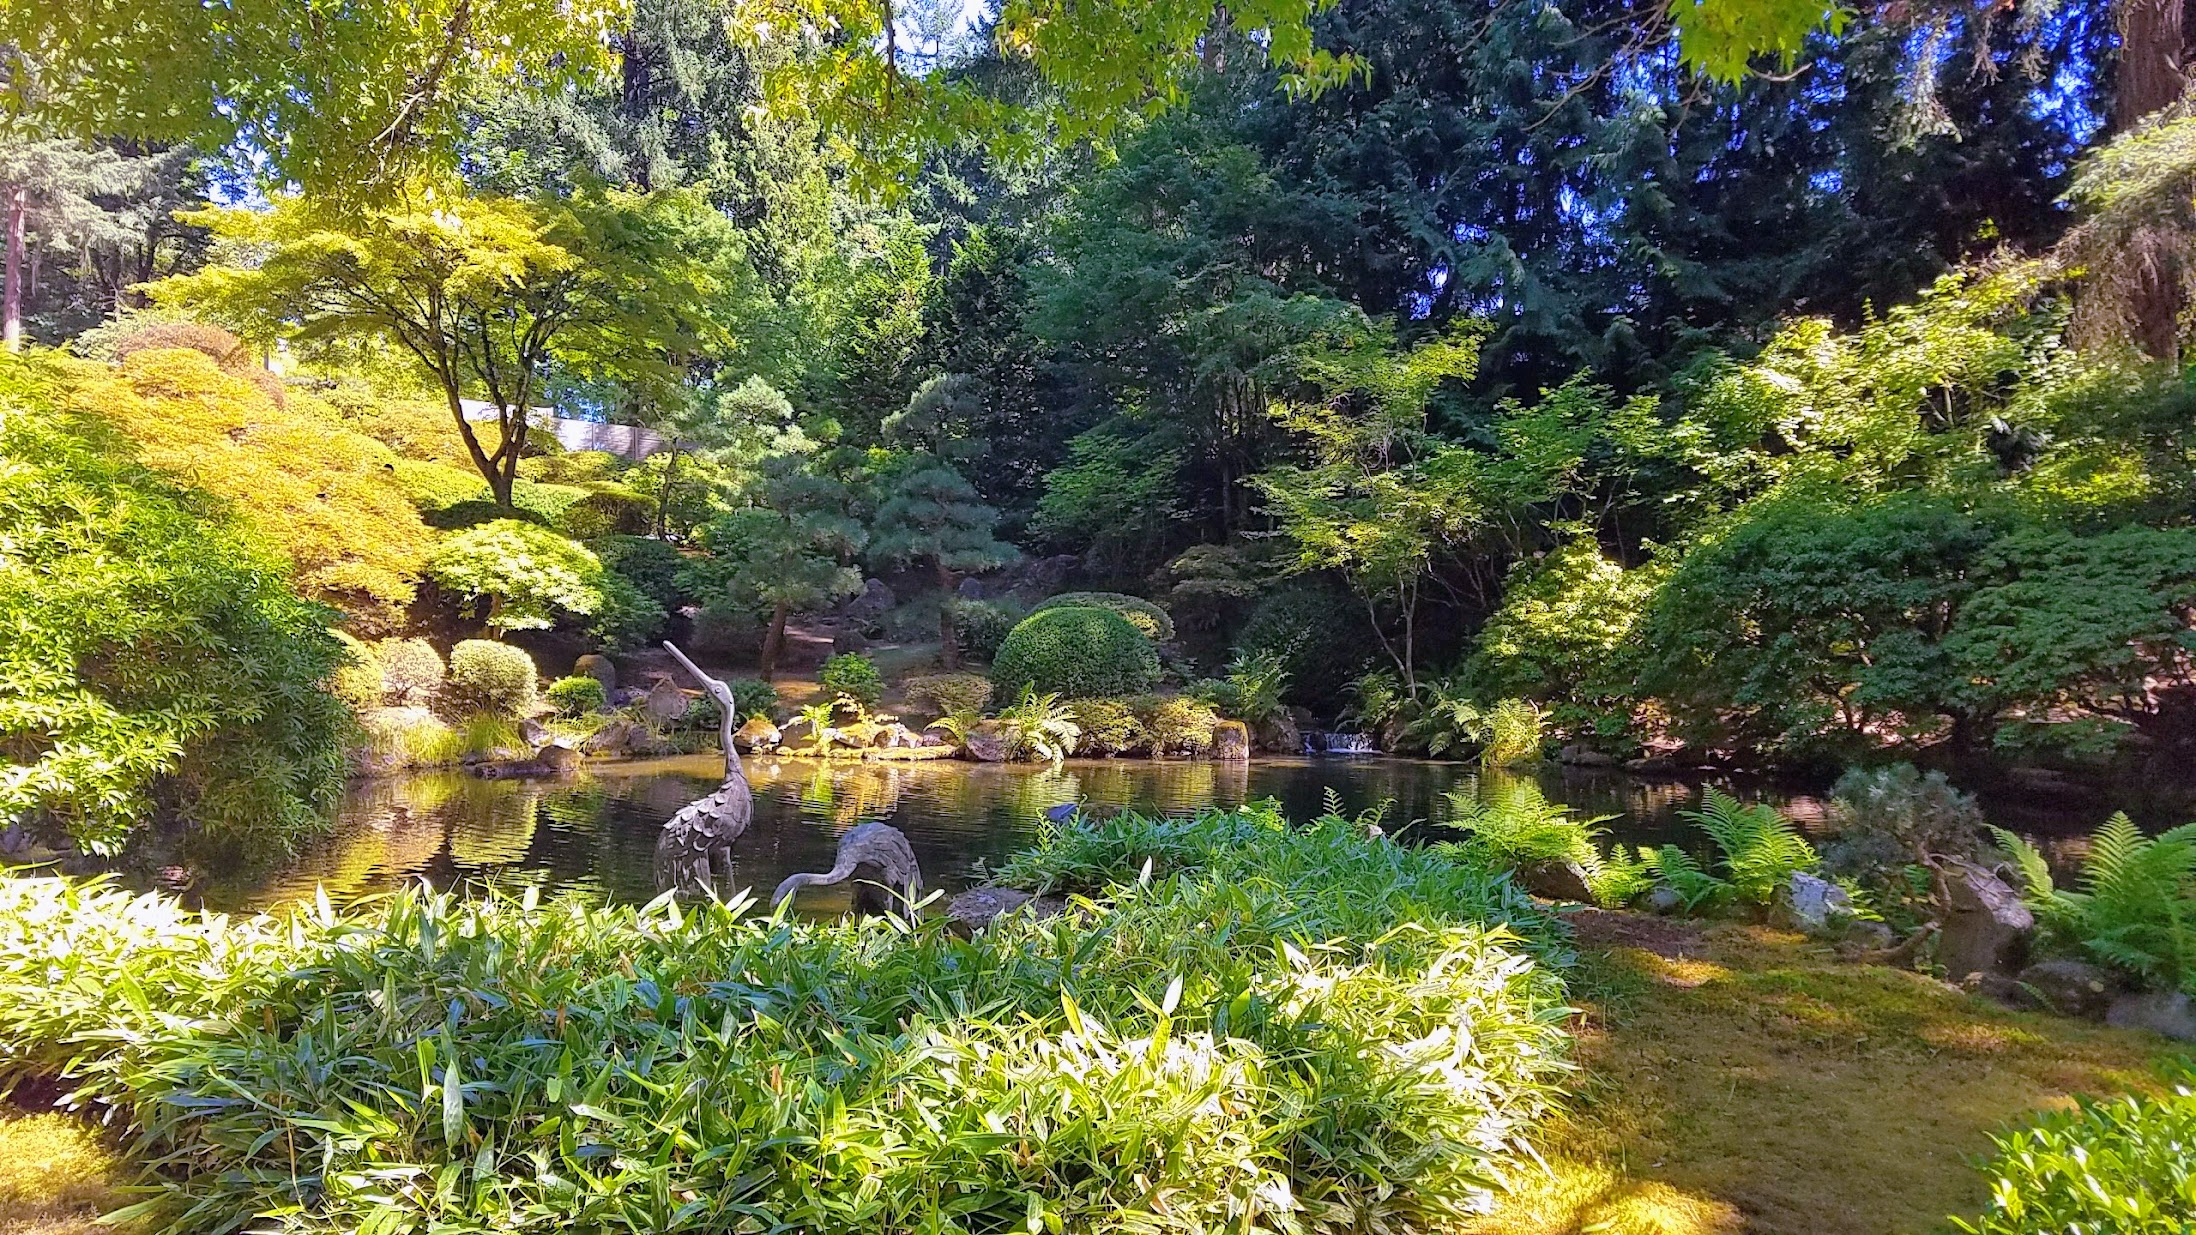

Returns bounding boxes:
[653,641,754,894]
[770,822,923,916]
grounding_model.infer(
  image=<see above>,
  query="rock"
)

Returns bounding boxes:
[1962,971,2042,1010]
[2106,990,2196,1041]
[518,717,551,747]
[1836,920,1900,954]
[1645,885,1686,915]
[956,576,986,599]
[2019,959,2120,1020]
[1775,871,1853,933]
[919,728,952,747]
[1044,803,1079,825]
[584,721,642,756]
[1937,857,2034,982]
[472,741,581,780]
[1558,743,1620,768]
[878,722,924,749]
[645,679,690,723]
[839,578,895,632]
[945,885,1069,934]
[610,686,647,708]
[1251,712,1299,754]
[1213,721,1251,760]
[963,722,1011,763]
[1516,859,1597,903]
[1623,756,1681,776]
[535,742,581,774]
[734,715,782,752]
[573,654,617,693]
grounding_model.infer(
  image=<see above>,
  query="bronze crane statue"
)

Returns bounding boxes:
[652,641,754,895]
[769,821,923,916]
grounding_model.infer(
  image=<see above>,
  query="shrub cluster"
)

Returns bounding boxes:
[902,672,993,718]
[819,652,885,706]
[947,597,1020,662]
[373,638,446,707]
[0,361,348,854]
[992,606,1161,699]
[0,809,1570,1235]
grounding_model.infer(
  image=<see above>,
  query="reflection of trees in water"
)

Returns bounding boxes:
[445,778,543,869]
[216,774,462,908]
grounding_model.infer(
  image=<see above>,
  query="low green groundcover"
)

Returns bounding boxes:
[0,808,1571,1235]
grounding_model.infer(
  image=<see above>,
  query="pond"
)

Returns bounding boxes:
[198,753,2102,913]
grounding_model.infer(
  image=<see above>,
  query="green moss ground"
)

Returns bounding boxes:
[1476,912,2182,1234]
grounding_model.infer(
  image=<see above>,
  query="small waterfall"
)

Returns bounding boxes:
[1304,731,1379,755]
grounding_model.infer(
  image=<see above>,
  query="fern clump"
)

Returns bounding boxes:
[1439,783,1644,908]
[1684,789,1819,907]
[1996,814,2196,994]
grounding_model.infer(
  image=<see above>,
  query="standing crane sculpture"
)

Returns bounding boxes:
[653,641,754,895]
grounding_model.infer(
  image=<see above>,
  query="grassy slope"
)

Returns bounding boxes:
[1477,913,2181,1235]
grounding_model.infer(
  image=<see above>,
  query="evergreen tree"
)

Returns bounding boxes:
[867,455,1015,668]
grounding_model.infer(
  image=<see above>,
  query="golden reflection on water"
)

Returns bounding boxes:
[211,757,1772,912]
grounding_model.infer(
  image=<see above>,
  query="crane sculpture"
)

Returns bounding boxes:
[652,641,754,895]
[770,821,923,916]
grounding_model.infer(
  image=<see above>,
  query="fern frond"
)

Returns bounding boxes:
[1990,826,2055,902]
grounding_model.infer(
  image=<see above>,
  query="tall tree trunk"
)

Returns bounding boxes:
[3,186,24,353]
[655,445,683,538]
[936,559,961,670]
[760,600,790,681]
[2116,0,2191,359]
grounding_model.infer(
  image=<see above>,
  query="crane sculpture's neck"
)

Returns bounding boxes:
[663,640,746,784]
[719,705,744,781]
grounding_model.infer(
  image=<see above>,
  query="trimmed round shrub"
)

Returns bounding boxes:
[949,598,1021,662]
[903,672,993,719]
[820,653,885,707]
[1067,697,1145,756]
[1033,591,1175,643]
[546,675,608,717]
[373,638,445,707]
[446,640,539,717]
[992,606,1161,699]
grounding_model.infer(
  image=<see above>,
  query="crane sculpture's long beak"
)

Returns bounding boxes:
[662,641,715,691]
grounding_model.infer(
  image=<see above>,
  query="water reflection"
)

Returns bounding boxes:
[202,756,2067,913]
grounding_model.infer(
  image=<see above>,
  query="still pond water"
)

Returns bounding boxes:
[205,755,2115,913]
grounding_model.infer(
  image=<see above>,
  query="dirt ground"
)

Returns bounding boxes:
[1473,913,2183,1235]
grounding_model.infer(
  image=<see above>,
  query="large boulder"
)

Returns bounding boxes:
[583,720,644,756]
[1557,743,1619,768]
[735,715,783,752]
[2106,990,2196,1041]
[963,722,1012,763]
[1213,721,1251,761]
[573,653,617,693]
[839,578,895,633]
[2019,959,2121,1020]
[1937,857,2034,982]
[1251,712,1299,754]
[1517,859,1597,904]
[645,678,690,723]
